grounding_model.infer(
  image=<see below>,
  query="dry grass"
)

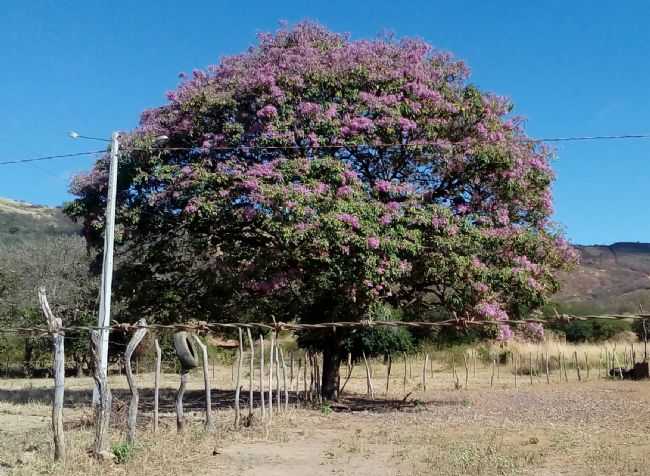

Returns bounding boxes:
[1,344,650,475]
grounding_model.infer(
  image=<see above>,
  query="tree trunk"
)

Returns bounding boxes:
[320,347,341,401]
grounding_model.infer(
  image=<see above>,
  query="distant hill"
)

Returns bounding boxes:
[0,198,80,244]
[1,197,648,313]
[554,243,650,314]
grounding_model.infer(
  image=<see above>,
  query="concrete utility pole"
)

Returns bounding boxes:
[96,131,120,391]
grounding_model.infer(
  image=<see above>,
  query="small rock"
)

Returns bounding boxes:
[96,450,115,462]
[528,437,539,445]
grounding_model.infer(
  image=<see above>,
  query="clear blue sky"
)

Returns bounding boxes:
[1,1,649,245]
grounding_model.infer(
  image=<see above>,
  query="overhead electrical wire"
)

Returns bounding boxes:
[1,132,650,167]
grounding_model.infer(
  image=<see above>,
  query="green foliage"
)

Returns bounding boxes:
[555,319,632,343]
[320,402,332,415]
[111,442,136,464]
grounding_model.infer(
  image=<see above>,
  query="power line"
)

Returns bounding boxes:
[540,133,650,142]
[2,132,650,167]
[0,150,106,166]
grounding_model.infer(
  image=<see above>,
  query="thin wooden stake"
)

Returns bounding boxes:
[234,328,244,428]
[545,352,550,384]
[529,352,533,385]
[274,339,281,411]
[463,352,469,388]
[279,347,288,412]
[125,318,147,444]
[585,352,590,380]
[490,357,495,388]
[246,329,255,419]
[362,352,375,399]
[573,351,581,382]
[514,352,518,389]
[39,289,65,461]
[385,354,392,395]
[192,335,213,431]
[90,330,111,457]
[176,371,188,433]
[268,333,274,419]
[259,334,266,418]
[340,353,353,395]
[403,352,408,392]
[422,354,428,392]
[153,339,161,432]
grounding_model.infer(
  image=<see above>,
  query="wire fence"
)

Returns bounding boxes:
[1,312,649,338]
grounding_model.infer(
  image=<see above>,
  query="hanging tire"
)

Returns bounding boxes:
[173,332,199,370]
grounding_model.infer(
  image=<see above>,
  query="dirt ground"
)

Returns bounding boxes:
[1,358,649,475]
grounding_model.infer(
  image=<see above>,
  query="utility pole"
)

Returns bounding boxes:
[94,131,119,399]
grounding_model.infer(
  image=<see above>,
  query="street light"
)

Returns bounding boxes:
[70,130,168,397]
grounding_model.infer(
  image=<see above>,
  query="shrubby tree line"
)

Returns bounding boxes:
[64,22,578,398]
[0,236,98,375]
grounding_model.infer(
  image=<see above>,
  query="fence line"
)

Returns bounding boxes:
[1,312,649,337]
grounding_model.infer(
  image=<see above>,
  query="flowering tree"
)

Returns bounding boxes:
[66,22,576,398]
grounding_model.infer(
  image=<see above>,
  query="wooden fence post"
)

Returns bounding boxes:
[545,352,550,384]
[463,353,469,388]
[246,329,255,419]
[90,330,111,457]
[385,354,392,396]
[279,347,288,412]
[274,339,281,411]
[39,289,65,461]
[362,352,375,399]
[268,333,274,419]
[234,328,244,427]
[573,351,581,382]
[192,335,213,431]
[153,339,161,432]
[403,352,408,392]
[422,354,428,392]
[490,357,495,388]
[339,352,353,395]
[176,370,189,432]
[529,353,533,385]
[585,352,590,380]
[259,334,265,418]
[125,318,148,444]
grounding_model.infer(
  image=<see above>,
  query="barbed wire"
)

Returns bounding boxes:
[1,313,648,338]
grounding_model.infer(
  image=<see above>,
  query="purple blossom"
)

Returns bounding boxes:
[336,185,353,198]
[313,182,329,195]
[475,301,508,321]
[497,324,513,341]
[337,213,360,230]
[367,236,380,249]
[298,101,321,116]
[374,180,392,193]
[380,214,393,225]
[257,104,278,119]
[398,117,418,132]
[241,179,260,192]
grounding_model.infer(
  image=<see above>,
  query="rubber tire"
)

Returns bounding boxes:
[173,332,199,370]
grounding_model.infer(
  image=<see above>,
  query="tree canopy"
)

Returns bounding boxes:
[66,22,576,397]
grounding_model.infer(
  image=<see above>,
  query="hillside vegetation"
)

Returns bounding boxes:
[555,243,650,314]
[0,198,80,244]
[1,197,649,315]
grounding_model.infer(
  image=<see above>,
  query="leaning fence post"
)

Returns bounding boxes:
[39,288,65,462]
[153,339,161,432]
[90,330,111,457]
[362,352,375,399]
[125,318,148,444]
[192,335,213,431]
